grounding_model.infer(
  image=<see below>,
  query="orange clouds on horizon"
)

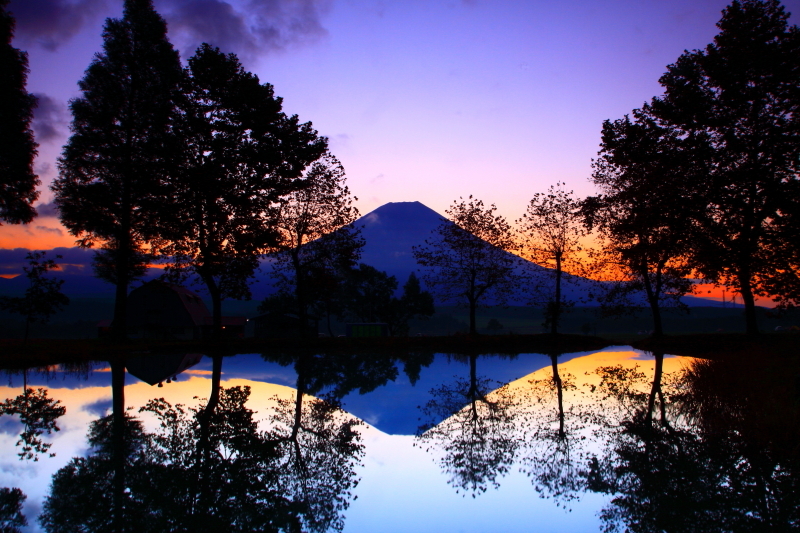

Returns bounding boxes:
[0,217,76,250]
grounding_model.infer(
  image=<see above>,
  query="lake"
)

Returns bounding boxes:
[0,346,796,532]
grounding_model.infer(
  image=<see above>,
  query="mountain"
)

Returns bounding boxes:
[338,201,730,308]
[357,201,450,282]
[0,201,731,308]
[347,201,588,306]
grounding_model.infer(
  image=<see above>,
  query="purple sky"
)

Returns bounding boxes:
[5,0,800,250]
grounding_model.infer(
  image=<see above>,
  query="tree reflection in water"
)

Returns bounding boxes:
[588,352,800,533]
[519,352,590,507]
[0,369,66,461]
[416,353,519,497]
[37,353,371,533]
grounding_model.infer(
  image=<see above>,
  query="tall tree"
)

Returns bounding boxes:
[268,152,362,338]
[516,183,585,334]
[53,0,183,339]
[164,44,328,337]
[413,196,519,335]
[585,108,699,337]
[0,0,39,225]
[649,0,800,334]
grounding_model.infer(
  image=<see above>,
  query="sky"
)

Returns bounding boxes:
[2,0,799,252]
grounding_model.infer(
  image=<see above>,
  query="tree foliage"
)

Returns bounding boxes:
[648,0,800,332]
[40,382,363,533]
[268,152,362,337]
[0,0,39,225]
[52,0,183,338]
[0,386,66,461]
[585,108,698,337]
[517,183,585,334]
[164,43,329,336]
[413,196,519,335]
[0,487,27,533]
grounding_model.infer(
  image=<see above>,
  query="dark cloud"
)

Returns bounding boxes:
[160,0,256,58]
[34,201,60,218]
[32,93,68,143]
[8,0,106,51]
[157,0,330,63]
[34,225,64,236]
[83,398,113,418]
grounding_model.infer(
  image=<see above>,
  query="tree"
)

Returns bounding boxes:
[0,386,66,461]
[413,197,519,335]
[268,152,362,338]
[0,0,39,225]
[340,263,397,324]
[164,43,328,337]
[649,0,800,334]
[53,0,183,339]
[585,108,698,337]
[390,272,435,336]
[516,183,585,334]
[0,251,69,342]
[0,487,27,533]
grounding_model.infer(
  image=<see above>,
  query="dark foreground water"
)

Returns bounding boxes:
[0,347,797,532]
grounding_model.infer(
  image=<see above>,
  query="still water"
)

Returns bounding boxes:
[0,347,796,532]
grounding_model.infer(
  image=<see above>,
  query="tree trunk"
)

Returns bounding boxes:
[111,358,126,533]
[738,268,759,335]
[469,354,479,419]
[197,354,222,512]
[200,270,223,339]
[550,353,565,440]
[112,241,130,341]
[292,249,310,338]
[469,299,477,335]
[645,352,664,426]
[552,253,563,335]
[641,262,663,338]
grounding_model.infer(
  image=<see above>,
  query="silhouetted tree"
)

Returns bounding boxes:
[585,109,697,338]
[0,252,69,342]
[649,0,800,333]
[389,272,435,336]
[268,153,362,337]
[517,183,585,334]
[53,0,183,339]
[336,266,435,336]
[91,246,150,287]
[0,487,27,533]
[0,0,38,225]
[413,197,519,335]
[340,263,397,323]
[164,44,328,337]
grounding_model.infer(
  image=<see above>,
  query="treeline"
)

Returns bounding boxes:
[1,0,798,339]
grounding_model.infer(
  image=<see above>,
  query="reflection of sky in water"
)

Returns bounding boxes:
[0,348,689,533]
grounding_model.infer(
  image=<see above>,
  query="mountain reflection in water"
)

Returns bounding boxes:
[0,348,797,532]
